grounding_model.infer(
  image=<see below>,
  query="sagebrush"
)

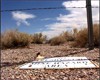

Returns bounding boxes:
[31,33,47,44]
[1,30,31,49]
[72,24,99,47]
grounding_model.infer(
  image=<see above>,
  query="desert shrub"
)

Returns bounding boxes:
[1,30,31,49]
[62,31,75,41]
[73,28,78,39]
[72,24,99,47]
[31,33,47,44]
[49,31,74,46]
[49,36,66,46]
[93,24,99,47]
[72,28,88,47]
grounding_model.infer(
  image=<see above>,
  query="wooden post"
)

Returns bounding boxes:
[86,0,94,50]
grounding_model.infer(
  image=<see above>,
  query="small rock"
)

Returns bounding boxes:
[49,76,55,80]
[63,77,68,80]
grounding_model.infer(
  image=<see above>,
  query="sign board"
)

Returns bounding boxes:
[19,57,97,69]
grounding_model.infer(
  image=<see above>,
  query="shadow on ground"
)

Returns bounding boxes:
[1,49,99,68]
[1,60,32,68]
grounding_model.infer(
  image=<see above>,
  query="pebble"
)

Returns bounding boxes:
[1,45,99,80]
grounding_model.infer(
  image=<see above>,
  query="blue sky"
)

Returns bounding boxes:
[1,0,99,38]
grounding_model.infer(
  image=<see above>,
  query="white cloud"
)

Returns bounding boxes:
[42,22,72,39]
[42,30,64,39]
[12,11,36,26]
[41,18,52,21]
[46,22,72,31]
[42,1,99,39]
[60,0,99,27]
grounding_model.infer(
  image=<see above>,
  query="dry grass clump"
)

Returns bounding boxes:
[1,24,99,48]
[72,24,99,47]
[31,33,47,44]
[72,28,88,47]
[93,24,99,47]
[49,36,66,46]
[1,30,31,49]
[62,31,75,41]
[49,31,74,46]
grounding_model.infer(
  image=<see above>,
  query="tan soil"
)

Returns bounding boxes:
[1,44,99,80]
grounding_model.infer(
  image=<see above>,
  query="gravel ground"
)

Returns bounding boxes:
[1,44,100,80]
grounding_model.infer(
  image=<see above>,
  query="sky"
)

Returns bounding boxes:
[1,0,99,39]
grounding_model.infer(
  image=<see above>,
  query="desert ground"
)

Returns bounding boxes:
[1,44,99,80]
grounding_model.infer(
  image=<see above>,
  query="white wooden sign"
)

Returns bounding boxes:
[19,57,97,69]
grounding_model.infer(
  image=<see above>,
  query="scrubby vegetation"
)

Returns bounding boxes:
[93,24,99,47]
[62,31,75,41]
[1,24,99,49]
[49,36,66,46]
[48,24,99,47]
[1,30,47,49]
[1,30,32,49]
[72,28,88,47]
[31,33,47,44]
[48,31,74,46]
[72,24,99,47]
